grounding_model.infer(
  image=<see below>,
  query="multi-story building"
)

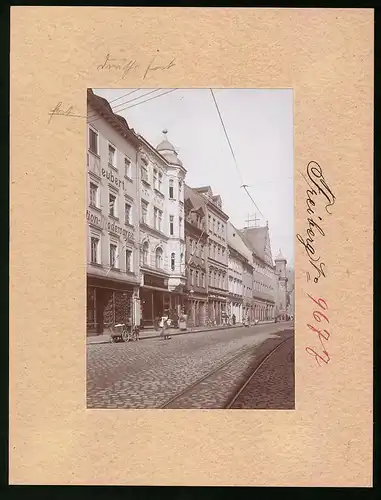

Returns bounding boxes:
[286,267,295,318]
[227,222,254,323]
[239,225,276,321]
[86,89,141,335]
[193,186,229,325]
[138,132,187,327]
[274,250,289,320]
[183,185,209,326]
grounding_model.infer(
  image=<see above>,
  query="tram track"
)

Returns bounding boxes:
[225,335,294,409]
[159,331,294,409]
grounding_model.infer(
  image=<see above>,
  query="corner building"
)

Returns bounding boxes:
[138,132,187,327]
[86,90,141,335]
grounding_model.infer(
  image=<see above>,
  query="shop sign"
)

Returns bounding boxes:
[144,274,168,289]
[86,209,102,228]
[101,168,126,190]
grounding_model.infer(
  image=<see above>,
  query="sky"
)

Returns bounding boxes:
[94,88,294,265]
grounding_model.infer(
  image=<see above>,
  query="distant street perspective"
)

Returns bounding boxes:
[87,321,294,409]
[86,88,294,410]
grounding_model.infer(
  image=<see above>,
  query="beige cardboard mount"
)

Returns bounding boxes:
[10,7,373,486]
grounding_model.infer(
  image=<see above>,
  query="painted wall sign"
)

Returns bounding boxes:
[101,168,126,190]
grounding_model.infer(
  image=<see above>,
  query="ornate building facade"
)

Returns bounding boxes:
[193,186,229,325]
[274,250,289,320]
[226,222,254,323]
[86,89,141,335]
[138,133,187,327]
[183,185,209,326]
[239,225,276,321]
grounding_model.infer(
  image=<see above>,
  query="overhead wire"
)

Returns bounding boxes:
[209,88,266,223]
[87,89,163,122]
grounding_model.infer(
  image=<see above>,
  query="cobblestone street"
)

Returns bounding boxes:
[87,322,294,409]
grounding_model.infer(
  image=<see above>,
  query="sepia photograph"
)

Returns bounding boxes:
[86,88,294,409]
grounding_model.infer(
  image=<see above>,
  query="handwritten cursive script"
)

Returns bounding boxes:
[97,52,176,80]
[48,102,77,123]
[296,161,335,283]
[305,293,330,367]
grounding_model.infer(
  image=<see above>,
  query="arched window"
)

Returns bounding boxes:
[169,179,174,199]
[141,241,149,266]
[155,247,163,268]
[171,252,175,271]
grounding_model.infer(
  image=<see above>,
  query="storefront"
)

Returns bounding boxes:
[185,296,207,327]
[140,272,184,328]
[87,276,138,335]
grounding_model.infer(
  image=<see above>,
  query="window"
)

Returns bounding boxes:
[208,272,212,285]
[158,172,163,192]
[108,144,116,167]
[89,128,98,155]
[208,215,212,231]
[110,243,117,268]
[213,244,217,259]
[190,269,194,285]
[217,221,220,234]
[155,247,163,268]
[124,158,131,178]
[153,169,158,190]
[125,249,132,272]
[124,203,131,225]
[141,162,148,182]
[154,208,163,231]
[200,244,204,259]
[109,193,117,217]
[89,182,98,208]
[217,246,221,257]
[141,241,149,265]
[90,236,99,264]
[196,270,199,287]
[179,217,183,237]
[169,215,174,235]
[178,181,182,198]
[169,179,174,198]
[171,252,175,271]
[202,273,205,288]
[141,202,148,224]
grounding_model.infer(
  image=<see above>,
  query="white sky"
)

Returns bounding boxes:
[94,88,294,265]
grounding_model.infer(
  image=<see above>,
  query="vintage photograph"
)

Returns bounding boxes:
[86,88,294,409]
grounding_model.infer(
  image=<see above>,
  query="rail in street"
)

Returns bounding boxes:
[87,321,294,409]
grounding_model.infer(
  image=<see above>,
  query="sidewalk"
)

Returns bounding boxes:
[86,320,276,345]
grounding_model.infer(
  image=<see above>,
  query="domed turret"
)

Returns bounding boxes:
[275,249,286,262]
[156,129,183,167]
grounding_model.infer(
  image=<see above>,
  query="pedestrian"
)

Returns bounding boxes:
[232,313,236,325]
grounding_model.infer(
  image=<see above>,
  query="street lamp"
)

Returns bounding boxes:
[189,288,194,330]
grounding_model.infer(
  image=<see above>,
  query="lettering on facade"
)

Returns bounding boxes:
[144,274,167,289]
[101,168,125,191]
[87,209,134,241]
[86,209,102,228]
